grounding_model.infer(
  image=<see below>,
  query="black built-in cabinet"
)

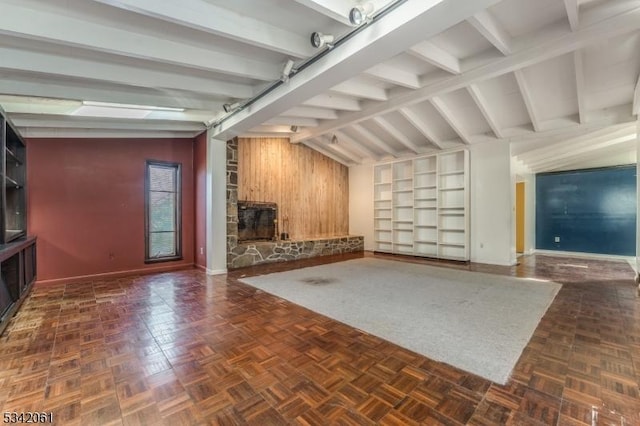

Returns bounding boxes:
[0,107,36,336]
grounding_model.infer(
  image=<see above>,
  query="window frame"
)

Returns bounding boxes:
[144,160,182,263]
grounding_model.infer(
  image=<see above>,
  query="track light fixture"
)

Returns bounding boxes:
[281,59,295,82]
[349,3,374,25]
[331,134,339,144]
[290,125,299,133]
[310,31,334,49]
[223,102,241,113]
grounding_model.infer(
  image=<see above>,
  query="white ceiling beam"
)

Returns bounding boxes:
[467,84,504,138]
[0,47,253,99]
[510,121,636,154]
[430,97,472,144]
[330,80,388,101]
[319,135,364,163]
[293,7,640,143]
[213,0,503,140]
[409,41,461,74]
[296,0,391,25]
[540,143,637,172]
[517,125,637,163]
[574,50,586,124]
[302,139,354,166]
[564,0,579,31]
[244,125,293,134]
[0,3,278,82]
[8,113,205,132]
[528,135,636,172]
[398,107,444,149]
[17,128,198,139]
[365,64,422,89]
[91,0,313,58]
[527,133,637,167]
[303,94,361,111]
[580,0,639,27]
[0,77,226,111]
[350,124,397,156]
[514,70,541,132]
[292,0,352,26]
[264,117,319,127]
[633,74,640,116]
[372,117,421,154]
[468,10,512,55]
[282,106,339,120]
[333,130,380,159]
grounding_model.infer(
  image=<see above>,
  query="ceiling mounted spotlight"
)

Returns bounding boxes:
[331,134,339,144]
[281,59,295,82]
[290,125,299,133]
[223,102,241,113]
[349,3,374,25]
[310,32,334,49]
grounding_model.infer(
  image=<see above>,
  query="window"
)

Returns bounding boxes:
[145,160,182,262]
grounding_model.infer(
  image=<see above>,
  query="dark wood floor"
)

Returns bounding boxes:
[1,251,639,425]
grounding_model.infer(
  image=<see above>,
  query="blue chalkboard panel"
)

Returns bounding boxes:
[536,165,636,255]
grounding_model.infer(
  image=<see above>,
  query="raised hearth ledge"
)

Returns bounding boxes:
[228,235,364,269]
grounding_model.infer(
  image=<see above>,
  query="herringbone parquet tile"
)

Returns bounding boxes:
[1,251,639,425]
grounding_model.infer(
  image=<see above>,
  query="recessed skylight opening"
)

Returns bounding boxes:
[70,101,185,119]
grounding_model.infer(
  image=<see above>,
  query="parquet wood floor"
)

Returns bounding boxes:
[1,251,639,425]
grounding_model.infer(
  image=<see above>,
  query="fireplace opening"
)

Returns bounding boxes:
[237,201,277,242]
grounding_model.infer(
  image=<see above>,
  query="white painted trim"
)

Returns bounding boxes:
[207,135,228,274]
[206,268,228,275]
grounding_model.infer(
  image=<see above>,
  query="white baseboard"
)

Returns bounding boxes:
[533,249,635,263]
[206,268,227,275]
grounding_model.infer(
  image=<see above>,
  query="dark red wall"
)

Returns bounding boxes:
[27,138,195,282]
[194,132,207,269]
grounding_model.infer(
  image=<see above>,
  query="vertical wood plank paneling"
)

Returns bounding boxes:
[237,137,349,239]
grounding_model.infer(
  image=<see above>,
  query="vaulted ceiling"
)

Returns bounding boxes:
[0,0,639,172]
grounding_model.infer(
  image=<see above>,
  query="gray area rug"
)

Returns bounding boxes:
[239,257,561,384]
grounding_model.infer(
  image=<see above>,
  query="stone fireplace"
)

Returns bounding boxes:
[226,138,363,269]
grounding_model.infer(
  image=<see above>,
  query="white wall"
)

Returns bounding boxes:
[470,140,515,266]
[523,172,536,254]
[349,164,375,251]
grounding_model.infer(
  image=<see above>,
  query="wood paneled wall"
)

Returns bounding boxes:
[238,137,349,239]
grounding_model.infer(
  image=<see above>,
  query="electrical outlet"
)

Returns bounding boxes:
[554,236,560,243]
[200,247,204,255]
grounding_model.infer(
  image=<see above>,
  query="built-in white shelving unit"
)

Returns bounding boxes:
[373,163,393,253]
[373,149,469,261]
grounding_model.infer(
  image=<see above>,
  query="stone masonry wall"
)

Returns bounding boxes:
[228,236,364,269]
